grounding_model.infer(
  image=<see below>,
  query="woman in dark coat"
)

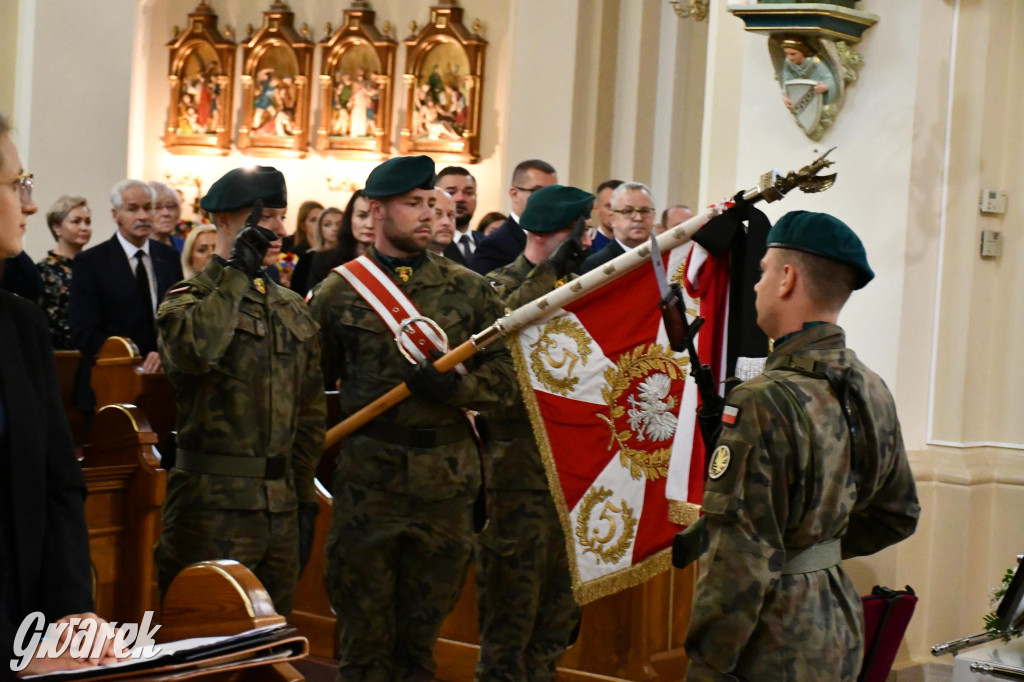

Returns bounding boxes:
[0,114,113,678]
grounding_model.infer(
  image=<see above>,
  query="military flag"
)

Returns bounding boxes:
[512,241,720,604]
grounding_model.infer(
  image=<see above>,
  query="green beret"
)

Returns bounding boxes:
[363,155,435,199]
[199,166,287,213]
[767,210,874,289]
[520,185,595,234]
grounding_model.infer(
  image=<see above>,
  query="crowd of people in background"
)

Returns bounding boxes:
[4,160,694,360]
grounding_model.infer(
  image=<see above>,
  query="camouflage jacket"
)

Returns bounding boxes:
[308,248,515,501]
[685,323,919,682]
[484,255,565,490]
[157,257,326,512]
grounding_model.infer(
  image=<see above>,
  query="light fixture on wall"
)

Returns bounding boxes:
[669,0,709,21]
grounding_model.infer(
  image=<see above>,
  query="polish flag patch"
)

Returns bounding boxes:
[721,404,740,427]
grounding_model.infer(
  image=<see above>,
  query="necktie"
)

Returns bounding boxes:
[135,250,154,328]
[459,233,473,261]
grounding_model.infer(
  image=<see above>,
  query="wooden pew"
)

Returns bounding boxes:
[54,349,89,445]
[153,560,307,681]
[81,404,166,626]
[90,337,177,443]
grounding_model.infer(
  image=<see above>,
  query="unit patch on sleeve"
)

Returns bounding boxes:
[708,444,731,480]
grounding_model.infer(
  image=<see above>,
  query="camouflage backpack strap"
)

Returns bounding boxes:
[334,255,467,374]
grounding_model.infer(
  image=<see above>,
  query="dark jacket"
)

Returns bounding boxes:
[579,239,626,274]
[443,229,485,267]
[469,217,525,275]
[69,235,183,358]
[0,291,93,671]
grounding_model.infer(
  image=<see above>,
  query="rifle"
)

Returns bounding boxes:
[658,282,725,460]
[649,239,724,570]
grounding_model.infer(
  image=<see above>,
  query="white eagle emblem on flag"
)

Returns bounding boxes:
[626,374,678,443]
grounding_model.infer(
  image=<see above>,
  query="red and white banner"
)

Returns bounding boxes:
[513,243,726,603]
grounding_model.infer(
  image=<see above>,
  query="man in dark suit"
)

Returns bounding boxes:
[69,179,183,373]
[589,179,623,253]
[580,181,656,274]
[469,159,557,275]
[436,166,484,266]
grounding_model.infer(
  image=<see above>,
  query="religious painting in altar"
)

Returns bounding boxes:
[316,2,397,159]
[237,2,314,157]
[400,3,486,163]
[164,2,235,155]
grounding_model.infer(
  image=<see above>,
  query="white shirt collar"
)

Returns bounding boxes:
[116,231,151,260]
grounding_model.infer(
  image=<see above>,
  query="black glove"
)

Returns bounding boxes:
[404,349,460,402]
[547,216,589,278]
[671,516,708,569]
[226,199,278,279]
[297,501,319,576]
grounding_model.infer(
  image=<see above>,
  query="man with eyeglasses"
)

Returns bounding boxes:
[469,159,557,275]
[580,181,657,274]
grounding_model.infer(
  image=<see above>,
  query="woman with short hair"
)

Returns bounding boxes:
[149,181,186,252]
[36,194,92,349]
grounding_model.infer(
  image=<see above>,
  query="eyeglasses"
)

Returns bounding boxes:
[3,172,33,203]
[512,186,544,194]
[613,207,655,218]
[153,202,179,211]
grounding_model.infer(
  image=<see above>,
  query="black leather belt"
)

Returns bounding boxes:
[176,451,287,480]
[358,420,470,448]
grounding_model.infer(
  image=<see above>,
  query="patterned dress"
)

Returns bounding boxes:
[35,251,74,350]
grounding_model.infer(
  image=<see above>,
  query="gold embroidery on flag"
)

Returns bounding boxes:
[668,499,702,526]
[528,317,593,396]
[670,263,700,305]
[598,344,689,481]
[575,486,638,565]
[512,330,676,606]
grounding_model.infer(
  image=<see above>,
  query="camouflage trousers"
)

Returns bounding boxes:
[474,489,580,682]
[155,506,299,615]
[326,479,475,682]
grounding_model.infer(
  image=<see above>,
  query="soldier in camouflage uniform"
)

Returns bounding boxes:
[684,211,920,681]
[476,185,593,681]
[155,166,326,616]
[307,155,516,682]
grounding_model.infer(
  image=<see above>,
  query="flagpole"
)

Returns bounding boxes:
[324,150,837,448]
